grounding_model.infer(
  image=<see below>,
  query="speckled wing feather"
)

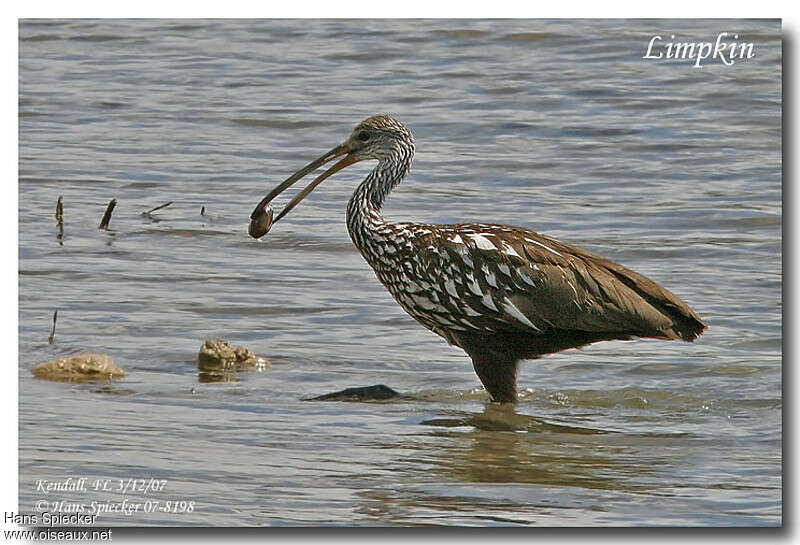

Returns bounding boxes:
[404,223,706,343]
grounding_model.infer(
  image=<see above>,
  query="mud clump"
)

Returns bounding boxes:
[31,353,125,382]
[197,339,269,373]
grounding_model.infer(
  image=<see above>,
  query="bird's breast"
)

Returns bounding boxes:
[359,224,542,338]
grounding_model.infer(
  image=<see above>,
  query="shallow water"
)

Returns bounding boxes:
[18,19,781,526]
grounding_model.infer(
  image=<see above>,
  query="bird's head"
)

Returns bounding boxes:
[342,115,414,162]
[249,115,413,232]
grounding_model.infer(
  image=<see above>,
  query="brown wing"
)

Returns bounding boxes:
[414,223,706,342]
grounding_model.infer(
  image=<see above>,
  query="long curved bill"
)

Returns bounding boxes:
[250,144,358,225]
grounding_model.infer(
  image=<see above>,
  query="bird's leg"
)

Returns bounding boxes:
[470,352,520,403]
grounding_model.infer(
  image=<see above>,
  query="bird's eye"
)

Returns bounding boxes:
[357,131,370,142]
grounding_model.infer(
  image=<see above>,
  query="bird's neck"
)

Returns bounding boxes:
[346,148,413,246]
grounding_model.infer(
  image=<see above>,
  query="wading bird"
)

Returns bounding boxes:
[250,115,706,403]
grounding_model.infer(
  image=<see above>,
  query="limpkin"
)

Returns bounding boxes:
[250,115,706,403]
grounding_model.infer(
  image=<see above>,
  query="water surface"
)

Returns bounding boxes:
[19,19,781,526]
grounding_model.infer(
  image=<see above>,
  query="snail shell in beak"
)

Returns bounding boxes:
[248,201,274,239]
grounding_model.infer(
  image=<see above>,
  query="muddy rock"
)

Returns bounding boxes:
[197,339,269,372]
[31,353,125,382]
[305,384,402,402]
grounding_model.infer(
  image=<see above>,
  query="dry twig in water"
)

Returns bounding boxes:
[142,201,173,216]
[48,310,58,345]
[98,198,117,229]
[55,196,64,240]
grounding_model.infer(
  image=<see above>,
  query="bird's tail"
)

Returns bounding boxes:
[604,263,707,342]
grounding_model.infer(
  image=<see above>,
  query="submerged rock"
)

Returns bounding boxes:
[197,339,269,373]
[305,384,402,402]
[197,372,239,384]
[89,385,135,395]
[31,353,125,382]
